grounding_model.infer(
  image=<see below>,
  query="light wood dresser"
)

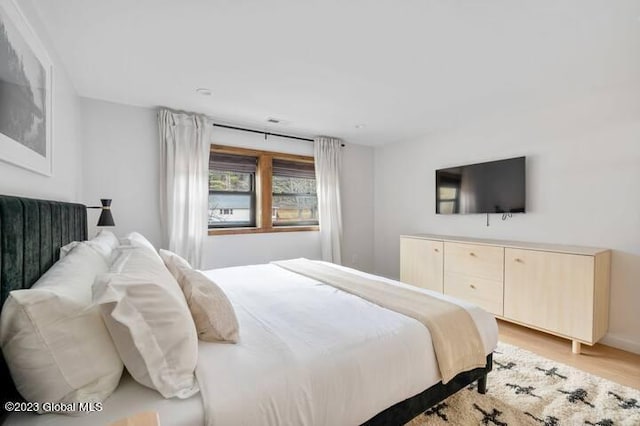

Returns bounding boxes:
[400,234,611,354]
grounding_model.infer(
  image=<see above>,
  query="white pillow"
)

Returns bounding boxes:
[177,266,239,343]
[90,230,120,262]
[159,249,192,281]
[59,240,82,259]
[0,244,123,412]
[121,232,161,261]
[59,231,120,263]
[93,247,199,399]
[122,231,156,252]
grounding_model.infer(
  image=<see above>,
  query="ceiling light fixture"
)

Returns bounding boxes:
[355,124,366,129]
[196,88,212,96]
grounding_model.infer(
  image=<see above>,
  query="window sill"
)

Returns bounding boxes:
[208,225,319,236]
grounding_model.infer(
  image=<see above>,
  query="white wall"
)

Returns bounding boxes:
[0,0,82,201]
[79,98,161,242]
[341,143,374,272]
[373,87,640,353]
[80,98,375,271]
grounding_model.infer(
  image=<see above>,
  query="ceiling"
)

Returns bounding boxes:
[31,0,640,146]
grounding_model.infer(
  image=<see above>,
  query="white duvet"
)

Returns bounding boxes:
[197,262,497,426]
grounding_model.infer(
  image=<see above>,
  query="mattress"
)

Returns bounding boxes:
[6,262,497,426]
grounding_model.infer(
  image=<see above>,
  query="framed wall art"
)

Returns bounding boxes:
[0,0,53,176]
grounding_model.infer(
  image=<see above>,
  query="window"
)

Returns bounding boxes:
[209,153,257,228]
[272,159,318,226]
[209,145,319,235]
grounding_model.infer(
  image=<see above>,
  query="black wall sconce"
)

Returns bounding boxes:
[88,199,115,227]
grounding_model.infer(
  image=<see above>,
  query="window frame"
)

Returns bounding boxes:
[208,145,319,236]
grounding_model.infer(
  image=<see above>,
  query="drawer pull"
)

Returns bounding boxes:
[515,258,523,263]
[469,284,476,289]
[434,248,440,252]
[469,252,476,257]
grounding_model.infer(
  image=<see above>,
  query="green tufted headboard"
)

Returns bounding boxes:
[0,195,88,417]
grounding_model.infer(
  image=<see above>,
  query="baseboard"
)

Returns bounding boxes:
[600,333,640,355]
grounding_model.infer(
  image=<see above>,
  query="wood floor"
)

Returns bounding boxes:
[497,319,640,390]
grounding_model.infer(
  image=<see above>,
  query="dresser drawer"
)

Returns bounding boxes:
[444,242,504,282]
[444,272,504,316]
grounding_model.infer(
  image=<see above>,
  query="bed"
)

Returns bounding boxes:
[0,195,496,425]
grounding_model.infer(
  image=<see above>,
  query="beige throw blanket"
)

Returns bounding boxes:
[273,259,486,383]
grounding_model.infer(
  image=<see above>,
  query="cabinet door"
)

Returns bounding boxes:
[504,248,594,342]
[400,238,443,293]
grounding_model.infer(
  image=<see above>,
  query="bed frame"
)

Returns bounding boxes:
[363,355,491,425]
[0,194,491,425]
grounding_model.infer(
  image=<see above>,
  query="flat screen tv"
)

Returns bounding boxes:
[436,157,526,214]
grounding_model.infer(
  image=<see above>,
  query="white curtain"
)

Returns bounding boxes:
[314,137,344,264]
[158,109,211,268]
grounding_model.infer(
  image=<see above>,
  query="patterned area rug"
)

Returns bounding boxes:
[406,342,640,425]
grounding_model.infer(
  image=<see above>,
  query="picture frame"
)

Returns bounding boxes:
[0,0,53,176]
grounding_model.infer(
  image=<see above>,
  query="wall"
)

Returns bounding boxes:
[0,0,82,201]
[341,142,374,272]
[79,99,161,242]
[80,98,375,271]
[373,87,640,353]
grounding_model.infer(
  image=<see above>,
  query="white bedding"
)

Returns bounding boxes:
[4,372,204,426]
[197,262,497,426]
[6,261,497,426]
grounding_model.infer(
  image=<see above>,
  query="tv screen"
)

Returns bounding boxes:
[436,157,526,214]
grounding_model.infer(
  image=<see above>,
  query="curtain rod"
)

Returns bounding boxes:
[212,123,345,146]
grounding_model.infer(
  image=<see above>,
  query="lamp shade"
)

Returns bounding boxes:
[97,199,115,227]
